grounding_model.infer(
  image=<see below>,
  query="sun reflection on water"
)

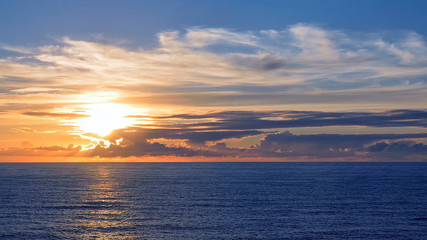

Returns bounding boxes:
[69,166,138,239]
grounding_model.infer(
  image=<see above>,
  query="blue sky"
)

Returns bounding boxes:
[0,1,426,161]
[2,0,427,48]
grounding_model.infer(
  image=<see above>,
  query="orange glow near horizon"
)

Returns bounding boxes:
[0,155,376,163]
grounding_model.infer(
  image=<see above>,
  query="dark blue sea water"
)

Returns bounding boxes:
[1,163,426,239]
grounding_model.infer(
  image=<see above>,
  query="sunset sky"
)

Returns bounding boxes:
[1,0,426,161]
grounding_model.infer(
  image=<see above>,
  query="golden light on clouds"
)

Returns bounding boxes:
[73,103,135,137]
[0,25,426,162]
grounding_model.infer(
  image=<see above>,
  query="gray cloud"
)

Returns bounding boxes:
[2,129,425,161]
[79,130,427,160]
[254,131,427,158]
[367,141,427,154]
[142,109,427,130]
[86,139,224,158]
[119,88,426,108]
[109,128,264,146]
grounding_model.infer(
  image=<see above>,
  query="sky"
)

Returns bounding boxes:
[0,0,426,162]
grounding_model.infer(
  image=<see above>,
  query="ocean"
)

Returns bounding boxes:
[1,162,426,239]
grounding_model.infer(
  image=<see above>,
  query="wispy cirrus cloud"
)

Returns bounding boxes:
[1,24,426,111]
[22,111,89,118]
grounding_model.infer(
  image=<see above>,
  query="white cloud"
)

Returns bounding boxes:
[185,28,258,48]
[289,24,340,61]
[11,88,70,93]
[375,32,427,65]
[0,24,426,111]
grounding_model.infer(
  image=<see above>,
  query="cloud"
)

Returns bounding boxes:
[83,131,427,160]
[117,88,426,109]
[1,127,425,161]
[367,141,427,154]
[21,141,34,148]
[85,119,426,159]
[80,136,226,158]
[77,108,427,160]
[376,32,427,65]
[185,28,258,48]
[0,25,426,110]
[35,144,82,152]
[143,109,427,130]
[11,87,71,94]
[289,24,340,61]
[0,144,82,157]
[0,43,34,54]
[108,128,264,147]
[22,111,89,118]
[255,131,427,158]
[1,25,426,161]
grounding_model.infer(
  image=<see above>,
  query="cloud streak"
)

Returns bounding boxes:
[1,24,426,111]
[139,109,427,130]
[22,111,89,118]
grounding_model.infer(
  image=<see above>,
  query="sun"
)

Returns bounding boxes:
[75,103,134,137]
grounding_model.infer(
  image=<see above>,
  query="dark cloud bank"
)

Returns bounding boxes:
[7,109,427,161]
[84,130,427,161]
[82,109,427,161]
[155,109,427,129]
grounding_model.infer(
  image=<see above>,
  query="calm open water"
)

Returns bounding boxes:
[0,162,426,239]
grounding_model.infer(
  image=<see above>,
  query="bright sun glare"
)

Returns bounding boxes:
[75,103,134,136]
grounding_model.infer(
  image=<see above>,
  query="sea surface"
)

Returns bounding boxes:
[0,162,426,239]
